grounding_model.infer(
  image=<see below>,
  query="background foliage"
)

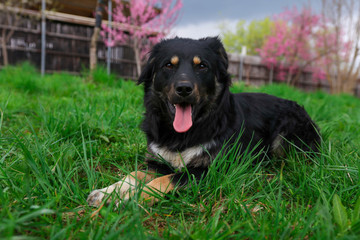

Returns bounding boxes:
[220,18,273,55]
[220,2,360,94]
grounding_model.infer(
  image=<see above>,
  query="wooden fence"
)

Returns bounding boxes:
[0,7,138,79]
[1,7,359,96]
[228,53,360,97]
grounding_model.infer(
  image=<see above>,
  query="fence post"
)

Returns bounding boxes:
[107,0,112,75]
[40,0,46,76]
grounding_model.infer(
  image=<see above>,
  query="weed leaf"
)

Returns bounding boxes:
[333,194,348,231]
[351,221,360,235]
[352,196,360,222]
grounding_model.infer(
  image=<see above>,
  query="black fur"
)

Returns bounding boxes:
[138,37,320,186]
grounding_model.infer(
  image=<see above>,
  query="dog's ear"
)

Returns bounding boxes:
[202,37,231,85]
[205,37,228,68]
[137,57,155,85]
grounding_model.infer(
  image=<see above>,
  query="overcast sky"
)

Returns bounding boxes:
[172,0,322,39]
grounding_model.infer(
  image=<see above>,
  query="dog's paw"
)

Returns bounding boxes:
[87,177,139,207]
[87,189,106,207]
[87,187,131,207]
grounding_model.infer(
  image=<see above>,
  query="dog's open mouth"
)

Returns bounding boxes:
[168,102,193,133]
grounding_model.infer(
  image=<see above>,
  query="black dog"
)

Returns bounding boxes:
[87,37,320,207]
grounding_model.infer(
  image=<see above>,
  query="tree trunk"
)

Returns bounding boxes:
[1,29,9,66]
[286,68,293,85]
[133,38,142,77]
[90,27,100,71]
[89,0,104,71]
[1,12,16,66]
[292,69,302,86]
[269,64,273,84]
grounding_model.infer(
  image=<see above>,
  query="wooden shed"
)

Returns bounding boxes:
[0,0,137,78]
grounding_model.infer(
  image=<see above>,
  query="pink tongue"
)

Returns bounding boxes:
[173,104,193,133]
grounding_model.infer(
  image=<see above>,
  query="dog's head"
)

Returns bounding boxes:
[138,37,231,133]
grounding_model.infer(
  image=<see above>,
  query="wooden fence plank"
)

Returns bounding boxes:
[228,53,360,97]
[0,9,137,79]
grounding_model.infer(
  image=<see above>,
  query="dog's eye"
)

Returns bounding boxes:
[198,63,207,70]
[164,63,174,69]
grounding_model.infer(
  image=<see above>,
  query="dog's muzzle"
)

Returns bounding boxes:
[167,81,196,133]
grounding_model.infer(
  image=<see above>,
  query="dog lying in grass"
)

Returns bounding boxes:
[87,37,320,207]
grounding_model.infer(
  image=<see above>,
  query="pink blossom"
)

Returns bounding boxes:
[102,0,182,75]
[258,6,353,84]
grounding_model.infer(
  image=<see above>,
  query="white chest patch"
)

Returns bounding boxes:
[149,141,216,169]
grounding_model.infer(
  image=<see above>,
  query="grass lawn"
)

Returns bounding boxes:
[0,63,359,239]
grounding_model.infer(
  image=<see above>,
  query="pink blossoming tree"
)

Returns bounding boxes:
[321,0,360,94]
[258,6,352,87]
[101,0,183,76]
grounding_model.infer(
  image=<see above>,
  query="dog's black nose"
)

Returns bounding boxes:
[175,81,193,97]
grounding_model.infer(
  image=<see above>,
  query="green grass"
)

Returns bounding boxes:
[0,63,359,239]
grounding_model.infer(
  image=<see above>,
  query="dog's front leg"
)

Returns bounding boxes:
[87,170,156,207]
[137,168,208,206]
[129,174,175,206]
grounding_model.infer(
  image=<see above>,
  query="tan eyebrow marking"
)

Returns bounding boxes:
[193,56,201,65]
[170,55,179,65]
